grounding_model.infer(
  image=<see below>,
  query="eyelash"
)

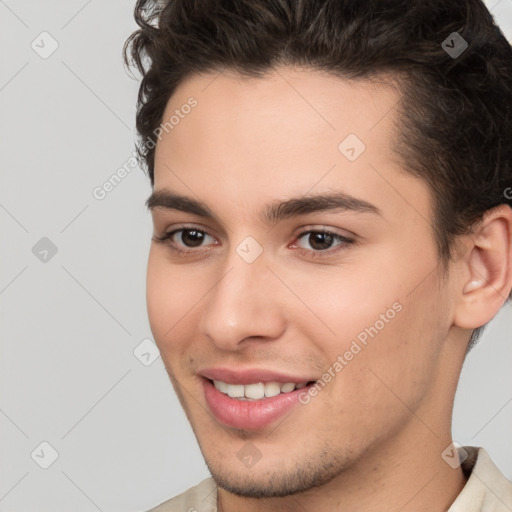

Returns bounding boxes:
[152,226,354,259]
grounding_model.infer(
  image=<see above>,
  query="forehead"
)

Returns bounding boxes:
[153,67,431,225]
[158,67,401,154]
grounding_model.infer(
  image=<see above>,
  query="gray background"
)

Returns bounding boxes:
[0,1,511,511]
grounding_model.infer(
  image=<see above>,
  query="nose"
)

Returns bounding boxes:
[198,249,288,351]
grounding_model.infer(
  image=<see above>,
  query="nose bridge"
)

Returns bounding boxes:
[198,240,286,349]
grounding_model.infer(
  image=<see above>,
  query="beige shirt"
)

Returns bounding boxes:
[148,447,512,511]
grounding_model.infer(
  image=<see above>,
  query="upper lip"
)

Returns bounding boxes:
[199,367,316,385]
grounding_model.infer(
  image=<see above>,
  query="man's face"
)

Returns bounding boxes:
[147,68,456,497]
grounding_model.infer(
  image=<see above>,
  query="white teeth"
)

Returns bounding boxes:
[280,382,296,393]
[227,384,245,398]
[212,380,309,399]
[244,382,265,399]
[264,382,281,397]
[214,380,228,393]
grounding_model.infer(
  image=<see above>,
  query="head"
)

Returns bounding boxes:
[125,0,512,499]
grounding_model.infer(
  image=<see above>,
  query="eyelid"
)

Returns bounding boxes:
[294,224,355,238]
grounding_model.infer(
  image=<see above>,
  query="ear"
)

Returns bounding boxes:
[453,204,512,330]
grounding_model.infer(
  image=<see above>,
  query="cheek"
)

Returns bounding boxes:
[297,257,447,414]
[284,261,400,350]
[333,281,447,421]
[146,250,204,349]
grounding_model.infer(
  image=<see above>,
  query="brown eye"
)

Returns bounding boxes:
[178,229,206,247]
[296,230,351,252]
[307,232,335,251]
[153,226,218,254]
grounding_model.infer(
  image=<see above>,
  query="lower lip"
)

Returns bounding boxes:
[202,379,310,430]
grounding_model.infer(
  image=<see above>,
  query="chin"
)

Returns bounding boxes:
[205,450,352,499]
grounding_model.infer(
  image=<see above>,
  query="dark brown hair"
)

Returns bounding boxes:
[124,0,512,346]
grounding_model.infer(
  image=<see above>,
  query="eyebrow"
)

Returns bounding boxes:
[146,189,381,224]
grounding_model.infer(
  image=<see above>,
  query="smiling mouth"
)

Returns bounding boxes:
[209,379,316,400]
[202,377,318,429]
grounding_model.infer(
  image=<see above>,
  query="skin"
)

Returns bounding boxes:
[146,67,512,511]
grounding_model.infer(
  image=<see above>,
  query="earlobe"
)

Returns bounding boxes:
[453,205,512,330]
